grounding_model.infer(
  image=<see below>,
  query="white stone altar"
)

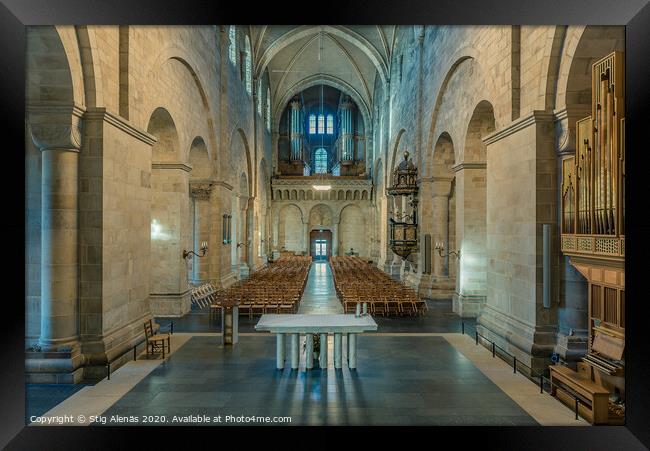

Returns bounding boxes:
[255,314,377,370]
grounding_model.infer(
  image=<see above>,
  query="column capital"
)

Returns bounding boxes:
[28,102,85,152]
[190,181,214,200]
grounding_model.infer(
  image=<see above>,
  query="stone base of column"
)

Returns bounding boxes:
[476,305,557,377]
[149,290,191,317]
[416,275,456,300]
[25,347,85,384]
[239,263,250,280]
[452,293,486,317]
[220,271,237,289]
[26,312,154,383]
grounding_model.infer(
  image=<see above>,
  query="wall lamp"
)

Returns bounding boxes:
[183,241,208,260]
[434,242,460,259]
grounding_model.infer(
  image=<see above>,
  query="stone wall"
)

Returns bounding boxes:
[25,24,625,382]
[25,25,274,382]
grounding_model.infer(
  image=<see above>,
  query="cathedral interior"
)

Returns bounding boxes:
[24,24,627,427]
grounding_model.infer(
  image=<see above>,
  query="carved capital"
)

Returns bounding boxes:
[554,107,591,156]
[190,182,214,200]
[28,103,85,152]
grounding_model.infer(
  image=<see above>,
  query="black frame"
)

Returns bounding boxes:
[4,0,650,448]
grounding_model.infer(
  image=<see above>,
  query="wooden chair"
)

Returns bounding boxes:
[144,319,170,359]
[372,299,386,316]
[401,300,417,316]
[415,299,428,316]
[386,298,400,316]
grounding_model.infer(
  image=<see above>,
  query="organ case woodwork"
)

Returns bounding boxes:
[556,52,625,425]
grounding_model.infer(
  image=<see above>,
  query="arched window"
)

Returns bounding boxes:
[317,114,325,134]
[244,36,252,94]
[228,26,237,65]
[266,88,271,131]
[257,80,263,116]
[315,148,327,173]
[309,114,317,134]
[326,114,334,134]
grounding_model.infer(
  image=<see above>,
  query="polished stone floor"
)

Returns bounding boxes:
[25,384,88,421]
[297,262,343,314]
[27,260,485,424]
[99,335,537,426]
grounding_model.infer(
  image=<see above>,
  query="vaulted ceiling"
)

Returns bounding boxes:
[250,26,396,124]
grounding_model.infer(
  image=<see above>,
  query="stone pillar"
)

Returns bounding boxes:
[432,179,453,278]
[272,209,280,259]
[452,163,487,317]
[477,111,559,376]
[238,195,250,278]
[150,162,192,316]
[27,105,85,383]
[39,135,81,351]
[303,220,310,255]
[189,182,213,285]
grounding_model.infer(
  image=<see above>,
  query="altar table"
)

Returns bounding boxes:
[255,314,377,370]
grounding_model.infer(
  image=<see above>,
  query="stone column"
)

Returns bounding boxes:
[431,179,453,278]
[331,220,339,256]
[452,163,487,317]
[238,195,250,278]
[29,106,84,354]
[272,209,280,259]
[190,182,213,284]
[303,220,310,255]
[150,162,192,316]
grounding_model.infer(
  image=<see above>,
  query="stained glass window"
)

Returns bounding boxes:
[317,114,325,134]
[244,36,252,94]
[228,26,237,65]
[326,114,334,134]
[315,148,327,173]
[266,88,271,131]
[309,114,317,134]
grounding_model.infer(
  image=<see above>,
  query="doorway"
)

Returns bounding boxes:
[310,229,332,261]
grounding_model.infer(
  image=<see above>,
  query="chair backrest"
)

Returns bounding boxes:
[144,319,154,341]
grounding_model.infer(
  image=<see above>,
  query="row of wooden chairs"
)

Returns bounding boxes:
[208,256,312,319]
[331,256,428,317]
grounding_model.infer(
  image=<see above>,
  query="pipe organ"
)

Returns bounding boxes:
[555,52,625,425]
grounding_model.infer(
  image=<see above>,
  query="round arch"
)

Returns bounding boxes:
[145,46,217,172]
[273,74,371,135]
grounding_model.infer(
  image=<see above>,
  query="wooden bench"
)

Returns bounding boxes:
[549,364,610,424]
